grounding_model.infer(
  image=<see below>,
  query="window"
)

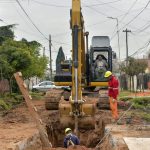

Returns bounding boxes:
[46,82,53,85]
[39,82,46,86]
[93,51,108,62]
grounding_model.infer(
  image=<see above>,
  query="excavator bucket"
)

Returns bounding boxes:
[59,99,96,129]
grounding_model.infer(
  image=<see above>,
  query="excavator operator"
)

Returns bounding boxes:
[64,128,80,148]
[95,54,108,79]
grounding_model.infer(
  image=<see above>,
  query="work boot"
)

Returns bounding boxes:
[117,120,124,125]
[111,118,116,124]
[126,117,132,124]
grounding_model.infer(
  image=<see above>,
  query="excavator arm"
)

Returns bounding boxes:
[59,0,96,134]
[71,0,85,104]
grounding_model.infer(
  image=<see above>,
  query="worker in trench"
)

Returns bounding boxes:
[104,71,119,122]
[64,128,80,148]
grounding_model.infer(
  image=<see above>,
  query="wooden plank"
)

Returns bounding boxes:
[14,72,52,149]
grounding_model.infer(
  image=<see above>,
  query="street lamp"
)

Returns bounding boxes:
[107,17,120,60]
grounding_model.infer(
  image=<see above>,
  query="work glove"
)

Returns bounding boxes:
[112,98,116,103]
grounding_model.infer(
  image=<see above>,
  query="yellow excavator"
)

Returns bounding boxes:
[45,0,116,131]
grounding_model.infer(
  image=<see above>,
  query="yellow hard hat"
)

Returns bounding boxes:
[65,128,72,134]
[104,71,112,78]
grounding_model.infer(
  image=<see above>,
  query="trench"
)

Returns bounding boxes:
[45,111,107,148]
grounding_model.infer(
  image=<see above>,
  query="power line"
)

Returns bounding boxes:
[0,0,28,3]
[15,0,72,46]
[95,0,125,15]
[52,31,70,38]
[52,40,71,46]
[120,0,138,22]
[84,0,150,38]
[111,0,150,40]
[31,0,123,8]
[133,21,150,33]
[15,0,49,41]
[1,3,52,41]
[12,2,45,37]
[32,0,70,8]
[1,19,61,42]
[31,0,121,18]
[94,0,150,24]
[2,4,71,47]
[83,0,123,7]
[28,0,150,31]
[130,39,150,57]
[82,3,108,17]
[121,0,150,29]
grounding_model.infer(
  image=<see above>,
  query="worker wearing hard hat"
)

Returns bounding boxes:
[104,71,119,121]
[64,128,80,148]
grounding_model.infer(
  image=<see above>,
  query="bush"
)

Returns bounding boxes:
[119,96,133,102]
[119,95,150,111]
[141,113,150,121]
[132,97,150,110]
[29,92,44,100]
[0,99,10,110]
[0,93,24,111]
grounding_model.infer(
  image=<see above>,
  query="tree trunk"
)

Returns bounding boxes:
[27,78,30,90]
[130,76,131,91]
[132,76,134,92]
[142,73,144,92]
[136,75,138,92]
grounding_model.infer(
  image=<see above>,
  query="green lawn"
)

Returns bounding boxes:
[119,91,133,98]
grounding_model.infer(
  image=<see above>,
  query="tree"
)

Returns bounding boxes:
[0,39,48,92]
[21,38,48,79]
[0,25,48,93]
[120,57,147,91]
[21,38,41,56]
[0,39,32,77]
[56,47,65,73]
[0,24,16,45]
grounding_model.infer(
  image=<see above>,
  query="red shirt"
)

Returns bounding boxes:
[108,75,119,99]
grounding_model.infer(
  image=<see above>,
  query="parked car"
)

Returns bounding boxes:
[32,81,70,92]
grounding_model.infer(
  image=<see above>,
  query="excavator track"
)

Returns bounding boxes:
[45,89,70,110]
[97,90,110,110]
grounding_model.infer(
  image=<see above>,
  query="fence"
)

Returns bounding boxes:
[119,73,150,91]
[0,79,10,94]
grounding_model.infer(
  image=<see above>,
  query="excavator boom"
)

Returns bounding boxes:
[59,0,96,132]
[71,0,85,102]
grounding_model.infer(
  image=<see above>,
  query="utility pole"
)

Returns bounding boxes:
[43,47,45,57]
[123,28,131,65]
[116,18,120,60]
[107,17,120,60]
[49,35,52,80]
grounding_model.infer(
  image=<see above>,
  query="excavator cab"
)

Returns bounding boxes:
[89,36,113,82]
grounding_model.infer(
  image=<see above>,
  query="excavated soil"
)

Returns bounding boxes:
[0,90,150,150]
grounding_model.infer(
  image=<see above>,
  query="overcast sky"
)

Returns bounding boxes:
[1,0,150,68]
